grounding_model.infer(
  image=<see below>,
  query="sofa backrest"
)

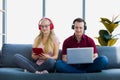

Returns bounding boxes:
[0,44,33,67]
[0,44,62,67]
[1,44,120,69]
[97,46,120,69]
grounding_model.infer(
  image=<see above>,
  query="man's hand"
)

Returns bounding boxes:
[93,53,98,60]
[62,55,67,62]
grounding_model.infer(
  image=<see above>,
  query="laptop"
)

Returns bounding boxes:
[67,47,94,64]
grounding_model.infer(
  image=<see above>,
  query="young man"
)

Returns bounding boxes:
[56,18,108,73]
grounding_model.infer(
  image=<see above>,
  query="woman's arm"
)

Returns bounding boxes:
[50,42,60,60]
[32,37,40,60]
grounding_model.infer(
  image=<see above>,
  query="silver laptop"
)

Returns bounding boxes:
[67,47,94,64]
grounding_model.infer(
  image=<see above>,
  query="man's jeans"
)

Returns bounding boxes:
[55,56,108,73]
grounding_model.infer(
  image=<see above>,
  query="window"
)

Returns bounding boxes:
[5,0,120,49]
[0,0,3,48]
[46,0,83,48]
[86,0,120,46]
[7,0,42,44]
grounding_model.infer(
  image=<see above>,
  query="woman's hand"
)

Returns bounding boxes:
[32,53,40,60]
[38,53,51,60]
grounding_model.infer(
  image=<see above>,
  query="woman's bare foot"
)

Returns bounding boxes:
[35,70,49,74]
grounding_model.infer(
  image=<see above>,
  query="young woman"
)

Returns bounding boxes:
[14,18,60,74]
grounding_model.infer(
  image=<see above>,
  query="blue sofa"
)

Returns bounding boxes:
[0,44,120,80]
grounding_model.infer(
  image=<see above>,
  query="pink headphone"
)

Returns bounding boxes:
[38,18,54,30]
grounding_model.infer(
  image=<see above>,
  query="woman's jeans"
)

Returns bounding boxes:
[14,54,56,73]
[55,56,109,73]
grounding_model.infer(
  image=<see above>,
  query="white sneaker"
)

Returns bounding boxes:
[35,70,49,74]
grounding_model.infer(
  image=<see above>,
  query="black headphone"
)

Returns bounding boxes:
[71,18,87,30]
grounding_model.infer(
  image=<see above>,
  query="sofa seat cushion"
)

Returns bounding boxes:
[0,67,24,73]
[0,68,120,80]
[102,69,120,74]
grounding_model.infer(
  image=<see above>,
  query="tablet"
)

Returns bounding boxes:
[32,48,44,55]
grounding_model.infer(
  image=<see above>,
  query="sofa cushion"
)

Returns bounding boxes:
[97,46,120,69]
[1,44,33,67]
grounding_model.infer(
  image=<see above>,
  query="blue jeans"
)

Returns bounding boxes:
[55,56,108,73]
[14,54,56,73]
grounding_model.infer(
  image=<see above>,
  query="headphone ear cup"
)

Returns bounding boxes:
[72,24,74,29]
[84,25,87,30]
[38,24,41,30]
[50,23,54,30]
